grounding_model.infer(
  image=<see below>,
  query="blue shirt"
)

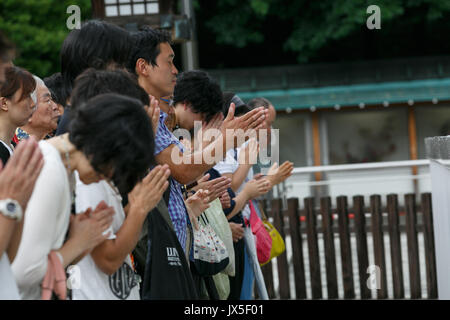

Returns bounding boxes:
[154,111,190,252]
[206,168,244,226]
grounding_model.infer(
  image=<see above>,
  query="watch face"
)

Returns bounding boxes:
[6,202,16,212]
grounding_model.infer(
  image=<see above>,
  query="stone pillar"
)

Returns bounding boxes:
[425,135,450,299]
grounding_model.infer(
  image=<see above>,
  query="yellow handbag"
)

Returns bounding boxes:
[257,202,286,266]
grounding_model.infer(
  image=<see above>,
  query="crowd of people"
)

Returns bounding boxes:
[0,20,293,300]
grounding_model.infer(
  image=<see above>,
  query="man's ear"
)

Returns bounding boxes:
[184,102,193,111]
[0,97,8,112]
[136,58,150,76]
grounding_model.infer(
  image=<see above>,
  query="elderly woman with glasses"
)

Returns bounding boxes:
[15,75,61,142]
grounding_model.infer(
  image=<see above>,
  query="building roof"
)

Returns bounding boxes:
[236,77,450,110]
[207,56,450,110]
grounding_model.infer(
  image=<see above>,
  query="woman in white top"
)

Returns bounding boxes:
[0,66,41,300]
[64,69,171,300]
[0,138,43,299]
[12,93,157,299]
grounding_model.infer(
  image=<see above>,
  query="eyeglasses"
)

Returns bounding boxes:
[39,96,56,111]
[43,96,54,107]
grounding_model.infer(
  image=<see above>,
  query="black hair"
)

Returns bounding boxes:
[43,73,69,107]
[70,68,150,111]
[60,20,132,96]
[69,93,155,195]
[0,31,14,62]
[222,91,251,117]
[173,70,223,122]
[127,26,172,74]
[222,92,235,110]
[247,97,272,110]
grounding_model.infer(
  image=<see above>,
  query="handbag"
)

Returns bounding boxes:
[41,251,67,300]
[133,180,171,286]
[212,272,230,300]
[256,202,286,266]
[203,198,235,276]
[193,212,229,276]
[248,200,272,265]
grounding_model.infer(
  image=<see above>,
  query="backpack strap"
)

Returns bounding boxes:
[155,175,173,230]
[163,176,171,205]
[155,199,174,232]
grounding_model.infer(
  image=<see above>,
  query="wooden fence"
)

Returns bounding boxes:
[258,193,437,299]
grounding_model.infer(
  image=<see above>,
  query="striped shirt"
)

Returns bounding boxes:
[154,111,189,252]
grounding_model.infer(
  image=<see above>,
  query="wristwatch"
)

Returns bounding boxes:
[0,199,23,221]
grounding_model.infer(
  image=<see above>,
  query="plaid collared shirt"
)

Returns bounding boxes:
[154,111,189,252]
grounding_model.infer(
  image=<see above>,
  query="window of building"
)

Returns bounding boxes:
[415,105,450,159]
[104,0,159,17]
[324,108,409,164]
[273,112,309,167]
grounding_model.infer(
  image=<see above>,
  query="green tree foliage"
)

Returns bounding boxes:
[0,0,92,77]
[195,0,450,63]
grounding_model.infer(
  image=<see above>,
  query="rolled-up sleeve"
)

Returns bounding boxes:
[154,112,185,156]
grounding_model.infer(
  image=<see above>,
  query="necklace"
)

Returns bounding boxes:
[160,97,172,105]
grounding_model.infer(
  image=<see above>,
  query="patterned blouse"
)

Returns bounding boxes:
[15,128,30,142]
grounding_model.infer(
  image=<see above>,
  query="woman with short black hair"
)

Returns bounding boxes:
[60,20,132,96]
[56,20,133,136]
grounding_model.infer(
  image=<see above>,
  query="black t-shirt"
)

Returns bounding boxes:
[0,141,12,166]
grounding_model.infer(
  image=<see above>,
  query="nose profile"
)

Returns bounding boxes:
[51,100,60,115]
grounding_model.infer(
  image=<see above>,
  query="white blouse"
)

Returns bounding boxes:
[12,141,73,300]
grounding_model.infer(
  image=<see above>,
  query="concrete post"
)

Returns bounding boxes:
[425,135,450,299]
[180,0,199,71]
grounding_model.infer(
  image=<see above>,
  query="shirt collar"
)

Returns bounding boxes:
[160,109,168,121]
[15,127,30,141]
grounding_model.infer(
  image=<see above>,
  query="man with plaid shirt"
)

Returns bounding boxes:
[153,110,190,252]
[129,28,269,256]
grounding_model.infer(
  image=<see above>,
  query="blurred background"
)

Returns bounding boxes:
[1,0,449,203]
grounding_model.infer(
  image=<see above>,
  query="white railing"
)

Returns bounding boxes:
[290,160,430,186]
[291,159,430,174]
[275,159,432,206]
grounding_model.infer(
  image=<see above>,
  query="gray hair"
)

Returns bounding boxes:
[31,75,44,105]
